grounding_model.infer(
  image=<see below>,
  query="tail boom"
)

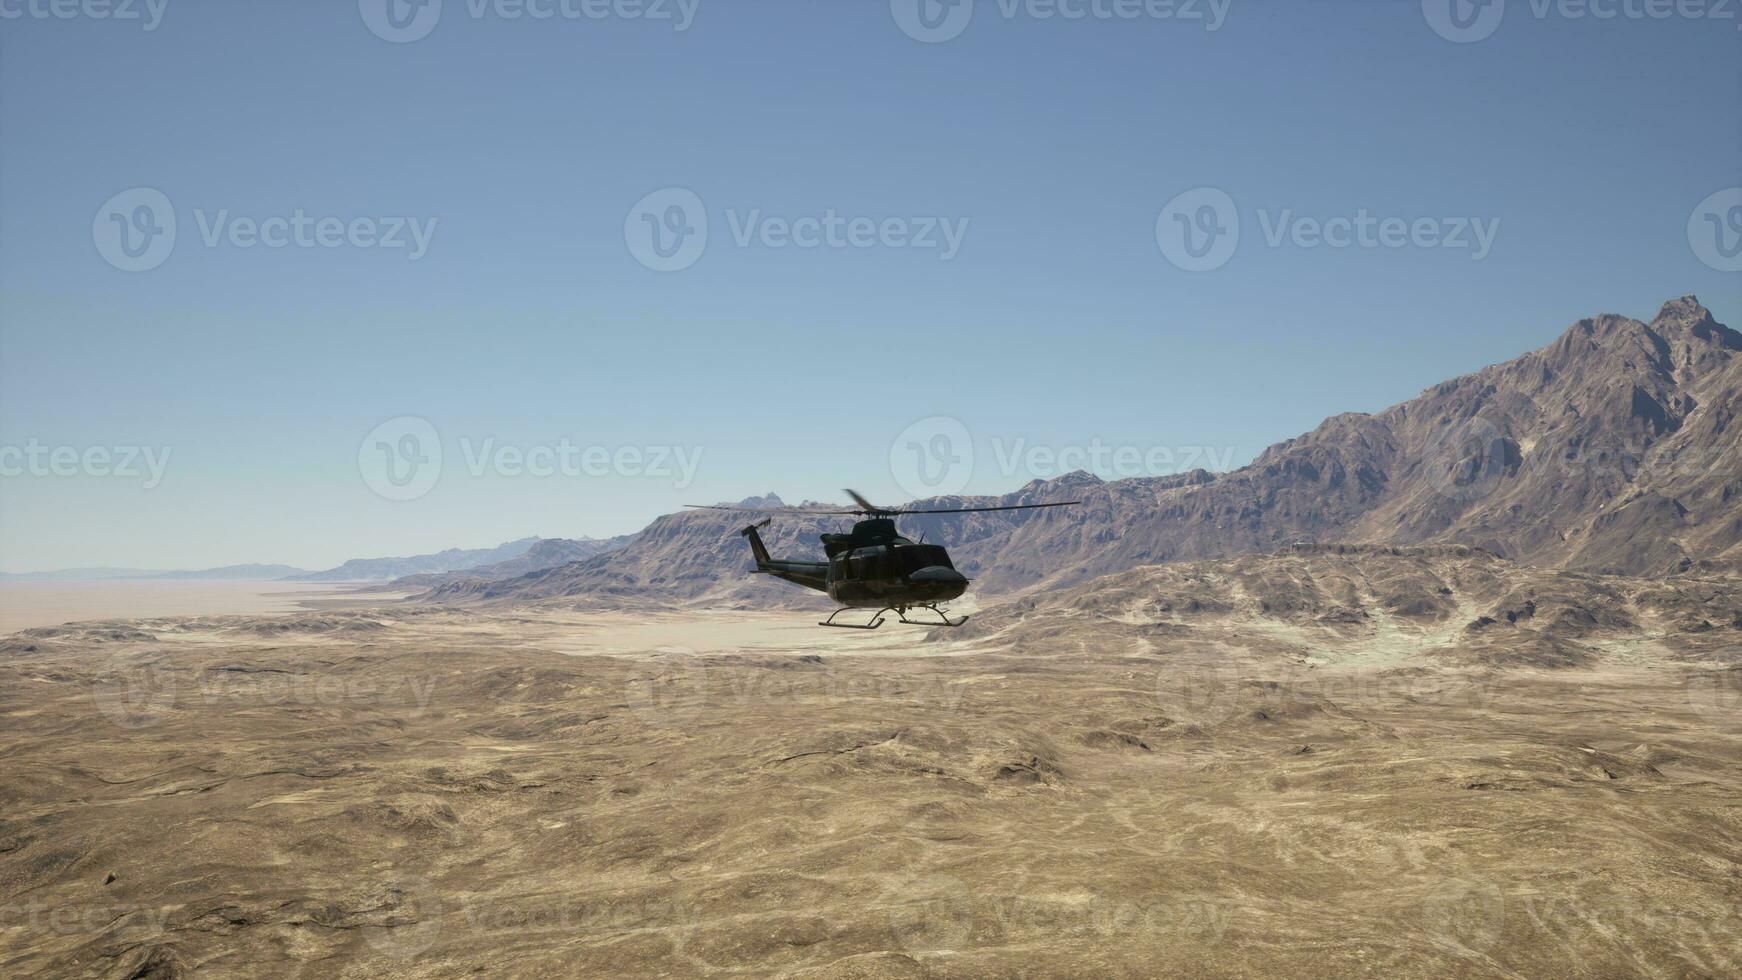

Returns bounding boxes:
[740,521,828,592]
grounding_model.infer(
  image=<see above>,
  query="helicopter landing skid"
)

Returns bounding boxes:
[897,604,969,628]
[819,604,968,630]
[820,607,886,630]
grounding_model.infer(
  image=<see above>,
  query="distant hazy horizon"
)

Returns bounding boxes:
[4,1,1738,572]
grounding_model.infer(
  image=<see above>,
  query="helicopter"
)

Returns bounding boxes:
[686,490,1080,629]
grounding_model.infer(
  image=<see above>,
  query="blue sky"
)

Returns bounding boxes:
[2,0,1738,571]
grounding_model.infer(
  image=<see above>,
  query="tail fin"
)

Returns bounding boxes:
[740,518,772,568]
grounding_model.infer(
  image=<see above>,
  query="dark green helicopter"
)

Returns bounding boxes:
[687,490,1079,629]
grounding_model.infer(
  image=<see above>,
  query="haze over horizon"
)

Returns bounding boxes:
[3,0,1739,572]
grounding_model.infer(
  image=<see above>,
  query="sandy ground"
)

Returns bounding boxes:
[0,582,403,634]
[1,595,1739,978]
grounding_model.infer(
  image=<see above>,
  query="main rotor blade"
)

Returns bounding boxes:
[842,488,1077,516]
[683,504,861,515]
[685,498,1083,517]
[843,489,882,513]
[890,501,1082,515]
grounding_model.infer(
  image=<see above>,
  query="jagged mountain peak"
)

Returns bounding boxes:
[730,492,786,509]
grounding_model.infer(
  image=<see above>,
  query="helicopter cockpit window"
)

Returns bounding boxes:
[900,545,953,573]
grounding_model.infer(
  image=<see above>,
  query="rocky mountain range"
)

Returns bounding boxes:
[4,537,635,584]
[288,537,548,582]
[423,296,1741,608]
[962,294,1742,591]
[381,535,638,590]
[0,564,308,582]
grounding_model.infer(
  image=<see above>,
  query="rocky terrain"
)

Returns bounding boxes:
[2,547,1739,978]
[427,297,1741,609]
[957,543,1742,667]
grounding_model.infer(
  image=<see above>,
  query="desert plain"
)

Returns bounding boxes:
[2,546,1739,978]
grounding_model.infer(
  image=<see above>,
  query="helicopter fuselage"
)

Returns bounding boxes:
[699,488,1077,629]
[744,517,968,608]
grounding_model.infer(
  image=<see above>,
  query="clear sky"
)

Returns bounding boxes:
[2,0,1738,572]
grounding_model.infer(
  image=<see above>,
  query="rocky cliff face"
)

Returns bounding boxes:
[386,535,636,590]
[429,297,1741,607]
[966,295,1740,591]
